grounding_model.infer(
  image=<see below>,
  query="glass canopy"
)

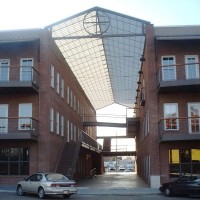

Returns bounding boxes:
[46,7,150,110]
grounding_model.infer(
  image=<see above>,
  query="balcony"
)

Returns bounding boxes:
[0,66,39,94]
[156,62,200,93]
[0,117,39,141]
[158,117,200,142]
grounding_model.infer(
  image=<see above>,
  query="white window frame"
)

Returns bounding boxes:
[56,112,59,135]
[188,103,200,134]
[0,104,8,133]
[56,72,60,94]
[18,103,32,130]
[61,115,64,137]
[61,78,64,98]
[0,59,10,81]
[20,58,33,81]
[164,103,179,130]
[185,55,199,79]
[67,86,70,104]
[161,56,176,81]
[67,120,70,142]
[51,64,54,88]
[50,107,54,132]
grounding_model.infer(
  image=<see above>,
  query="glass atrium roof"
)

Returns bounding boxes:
[46,7,150,110]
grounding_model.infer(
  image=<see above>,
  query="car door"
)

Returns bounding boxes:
[29,174,43,193]
[187,177,200,195]
[22,174,37,192]
[173,176,189,195]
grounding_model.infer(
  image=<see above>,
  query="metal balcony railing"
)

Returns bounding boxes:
[80,131,102,152]
[0,117,39,137]
[156,62,200,88]
[158,117,200,136]
[0,66,39,88]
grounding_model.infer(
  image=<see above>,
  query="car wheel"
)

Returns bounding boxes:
[164,186,173,197]
[16,185,24,196]
[63,194,71,199]
[38,187,45,199]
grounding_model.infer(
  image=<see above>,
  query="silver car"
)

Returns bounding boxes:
[16,173,78,199]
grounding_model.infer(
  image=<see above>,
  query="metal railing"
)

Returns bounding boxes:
[156,62,200,86]
[0,117,39,136]
[158,117,200,135]
[0,66,39,87]
[103,145,135,152]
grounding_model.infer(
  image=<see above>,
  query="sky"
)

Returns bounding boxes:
[0,0,200,30]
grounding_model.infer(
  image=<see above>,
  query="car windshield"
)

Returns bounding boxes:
[45,174,69,181]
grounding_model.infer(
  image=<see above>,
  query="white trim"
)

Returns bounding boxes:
[161,56,176,81]
[164,103,179,130]
[0,59,10,81]
[185,55,199,79]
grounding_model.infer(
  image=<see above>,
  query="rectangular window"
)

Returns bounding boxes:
[20,58,33,81]
[188,103,200,133]
[67,86,70,104]
[50,107,54,132]
[61,78,64,98]
[61,115,64,137]
[70,122,73,141]
[185,55,199,79]
[56,72,60,94]
[0,104,8,133]
[19,103,32,130]
[56,112,59,135]
[162,56,176,81]
[0,59,10,81]
[0,148,29,175]
[67,120,70,142]
[51,64,54,88]
[164,103,179,130]
[74,95,76,111]
[70,90,73,107]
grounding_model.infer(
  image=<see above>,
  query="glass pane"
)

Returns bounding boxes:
[10,148,19,161]
[0,162,8,175]
[0,66,9,81]
[10,162,19,175]
[169,164,180,178]
[20,162,29,175]
[0,148,9,161]
[169,149,179,163]
[162,57,176,81]
[188,104,200,133]
[186,57,199,79]
[180,149,191,163]
[21,66,32,81]
[181,164,191,175]
[20,148,29,161]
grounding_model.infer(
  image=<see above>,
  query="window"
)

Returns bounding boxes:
[56,112,59,135]
[0,59,10,81]
[0,104,8,133]
[51,64,54,88]
[144,110,149,137]
[19,103,32,130]
[67,120,70,142]
[61,78,64,98]
[188,103,200,133]
[0,148,29,175]
[56,72,60,94]
[70,90,73,107]
[50,107,54,132]
[20,58,33,81]
[185,55,199,79]
[161,56,176,81]
[61,115,64,137]
[74,95,76,111]
[67,86,70,104]
[164,103,179,130]
[70,122,73,141]
[169,149,200,178]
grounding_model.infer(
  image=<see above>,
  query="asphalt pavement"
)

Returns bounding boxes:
[0,172,160,196]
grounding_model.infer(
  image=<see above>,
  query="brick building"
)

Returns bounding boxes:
[136,24,200,188]
[1,7,200,189]
[0,29,102,185]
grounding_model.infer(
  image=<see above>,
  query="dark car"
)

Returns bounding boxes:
[159,175,200,197]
